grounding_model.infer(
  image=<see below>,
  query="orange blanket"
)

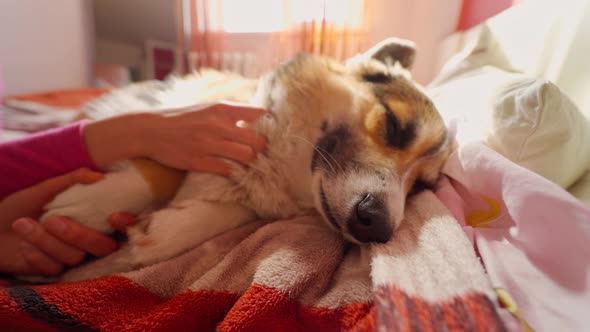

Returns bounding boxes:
[0,191,507,331]
[4,88,109,109]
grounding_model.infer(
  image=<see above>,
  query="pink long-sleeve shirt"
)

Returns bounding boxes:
[0,122,98,200]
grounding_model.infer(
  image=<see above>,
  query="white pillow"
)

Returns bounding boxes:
[429,24,515,88]
[428,66,590,188]
[428,66,520,145]
[488,78,590,188]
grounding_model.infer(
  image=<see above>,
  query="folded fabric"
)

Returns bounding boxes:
[0,188,508,331]
[3,88,109,109]
[436,142,590,332]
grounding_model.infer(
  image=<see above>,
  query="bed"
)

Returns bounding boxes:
[1,2,590,331]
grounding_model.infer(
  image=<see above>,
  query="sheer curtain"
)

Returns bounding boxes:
[270,0,370,63]
[181,0,509,83]
[183,0,370,76]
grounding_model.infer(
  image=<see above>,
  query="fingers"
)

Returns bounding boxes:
[108,213,138,233]
[28,168,103,203]
[20,242,64,276]
[70,168,105,184]
[230,127,268,153]
[12,218,86,266]
[43,217,118,257]
[208,120,266,153]
[200,104,267,153]
[210,103,269,151]
[214,102,269,122]
[190,156,233,177]
[8,216,125,277]
[200,139,258,166]
[0,168,105,224]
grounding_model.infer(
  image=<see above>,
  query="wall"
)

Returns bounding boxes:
[92,0,177,81]
[456,0,515,31]
[95,40,143,73]
[367,0,463,84]
[93,0,176,47]
[0,0,94,96]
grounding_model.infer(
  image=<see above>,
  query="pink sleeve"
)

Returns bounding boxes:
[0,121,99,200]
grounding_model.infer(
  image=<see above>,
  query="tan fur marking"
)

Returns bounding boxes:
[363,104,386,144]
[130,158,186,203]
[397,128,445,166]
[386,100,413,125]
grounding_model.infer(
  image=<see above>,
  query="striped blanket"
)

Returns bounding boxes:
[0,186,506,331]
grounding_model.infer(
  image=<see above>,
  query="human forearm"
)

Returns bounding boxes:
[83,112,160,169]
[0,122,98,200]
[83,102,267,173]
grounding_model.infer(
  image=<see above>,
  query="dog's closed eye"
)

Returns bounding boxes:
[362,72,392,84]
[409,179,433,195]
[383,107,416,149]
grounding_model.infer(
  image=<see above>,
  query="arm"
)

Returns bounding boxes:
[84,102,268,174]
[0,168,136,276]
[0,102,267,201]
[0,122,97,201]
[0,102,267,276]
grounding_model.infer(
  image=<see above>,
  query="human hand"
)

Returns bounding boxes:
[141,102,269,176]
[0,168,104,229]
[0,169,139,276]
[0,213,136,276]
[84,102,269,177]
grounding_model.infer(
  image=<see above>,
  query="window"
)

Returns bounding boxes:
[217,0,364,33]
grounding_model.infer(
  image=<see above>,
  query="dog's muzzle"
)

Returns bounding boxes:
[348,193,393,243]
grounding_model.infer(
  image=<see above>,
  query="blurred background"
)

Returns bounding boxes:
[2,0,590,215]
[0,0,588,109]
[0,0,529,93]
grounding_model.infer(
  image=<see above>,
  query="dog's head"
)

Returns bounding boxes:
[264,38,450,244]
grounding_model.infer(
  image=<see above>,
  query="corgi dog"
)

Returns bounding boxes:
[42,38,451,281]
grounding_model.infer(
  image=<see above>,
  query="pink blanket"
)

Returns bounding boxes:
[437,142,590,332]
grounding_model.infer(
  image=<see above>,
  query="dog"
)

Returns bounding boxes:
[41,38,451,281]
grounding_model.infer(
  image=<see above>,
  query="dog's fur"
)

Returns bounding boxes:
[42,38,450,281]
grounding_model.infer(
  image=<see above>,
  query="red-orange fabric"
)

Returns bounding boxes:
[0,276,503,331]
[3,88,110,109]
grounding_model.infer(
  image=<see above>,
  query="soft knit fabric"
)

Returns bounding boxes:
[0,121,98,200]
[436,142,590,332]
[0,186,511,331]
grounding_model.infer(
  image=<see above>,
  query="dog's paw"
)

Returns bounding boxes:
[128,200,256,266]
[42,168,156,233]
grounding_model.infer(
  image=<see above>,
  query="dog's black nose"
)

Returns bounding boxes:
[348,193,393,243]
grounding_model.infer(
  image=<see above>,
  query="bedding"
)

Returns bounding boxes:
[0,150,513,331]
[568,170,590,207]
[426,17,590,329]
[4,88,110,109]
[4,140,589,331]
[428,18,590,194]
[438,143,590,332]
[429,66,590,189]
[1,88,109,141]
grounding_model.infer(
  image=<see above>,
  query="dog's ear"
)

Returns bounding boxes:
[364,37,416,70]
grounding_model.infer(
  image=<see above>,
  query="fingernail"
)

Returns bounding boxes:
[78,170,104,184]
[101,240,118,255]
[111,213,135,225]
[109,241,119,252]
[13,218,34,235]
[46,217,67,234]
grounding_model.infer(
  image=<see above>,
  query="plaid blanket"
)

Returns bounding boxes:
[0,189,505,331]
